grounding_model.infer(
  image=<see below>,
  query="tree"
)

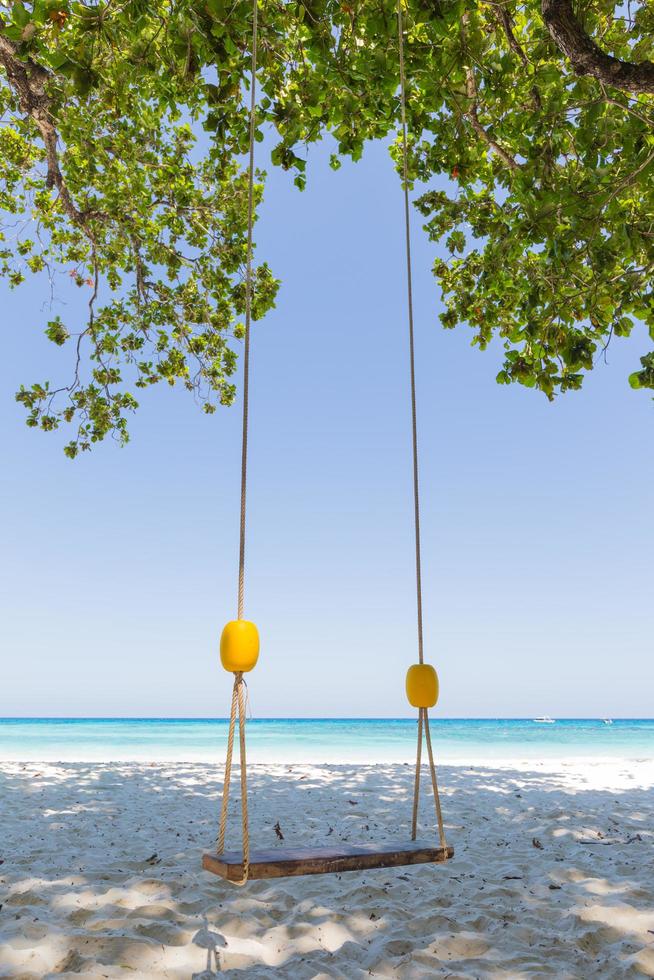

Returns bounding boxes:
[0,0,652,456]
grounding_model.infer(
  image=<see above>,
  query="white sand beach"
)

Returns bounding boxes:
[1,759,653,978]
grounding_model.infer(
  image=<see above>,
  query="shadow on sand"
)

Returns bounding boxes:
[1,759,653,977]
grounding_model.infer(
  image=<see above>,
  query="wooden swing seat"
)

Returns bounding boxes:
[203,839,453,881]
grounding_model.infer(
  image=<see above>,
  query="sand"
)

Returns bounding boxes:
[1,758,653,978]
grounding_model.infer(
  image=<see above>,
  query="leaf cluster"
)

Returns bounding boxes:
[0,0,652,456]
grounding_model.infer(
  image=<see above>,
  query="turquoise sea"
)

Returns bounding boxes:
[0,718,653,763]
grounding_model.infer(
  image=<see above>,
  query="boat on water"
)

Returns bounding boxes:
[533,716,555,724]
[603,718,613,725]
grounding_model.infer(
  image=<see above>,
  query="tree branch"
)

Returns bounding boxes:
[460,11,521,172]
[464,64,521,171]
[0,33,92,228]
[490,4,542,110]
[496,5,529,67]
[542,0,654,95]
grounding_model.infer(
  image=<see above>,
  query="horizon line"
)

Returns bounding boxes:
[1,716,651,722]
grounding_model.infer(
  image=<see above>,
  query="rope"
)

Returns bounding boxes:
[397,0,423,665]
[423,709,447,850]
[411,707,423,840]
[214,0,258,888]
[237,674,250,881]
[237,0,258,620]
[411,707,448,851]
[398,4,447,854]
[216,673,250,884]
[216,678,239,855]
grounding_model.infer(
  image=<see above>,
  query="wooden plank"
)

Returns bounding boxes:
[203,840,454,881]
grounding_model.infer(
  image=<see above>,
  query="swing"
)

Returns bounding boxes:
[203,0,453,884]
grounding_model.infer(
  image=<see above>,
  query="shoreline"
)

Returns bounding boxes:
[4,717,652,772]
[3,717,652,768]
[1,752,653,766]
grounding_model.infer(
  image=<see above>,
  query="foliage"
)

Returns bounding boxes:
[0,0,652,454]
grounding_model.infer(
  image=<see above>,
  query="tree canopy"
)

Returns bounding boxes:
[0,0,652,456]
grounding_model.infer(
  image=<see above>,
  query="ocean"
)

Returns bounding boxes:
[0,718,652,763]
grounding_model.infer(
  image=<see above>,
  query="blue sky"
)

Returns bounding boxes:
[1,136,652,718]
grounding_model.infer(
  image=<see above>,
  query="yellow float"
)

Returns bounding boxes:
[220,620,259,673]
[406,663,439,708]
